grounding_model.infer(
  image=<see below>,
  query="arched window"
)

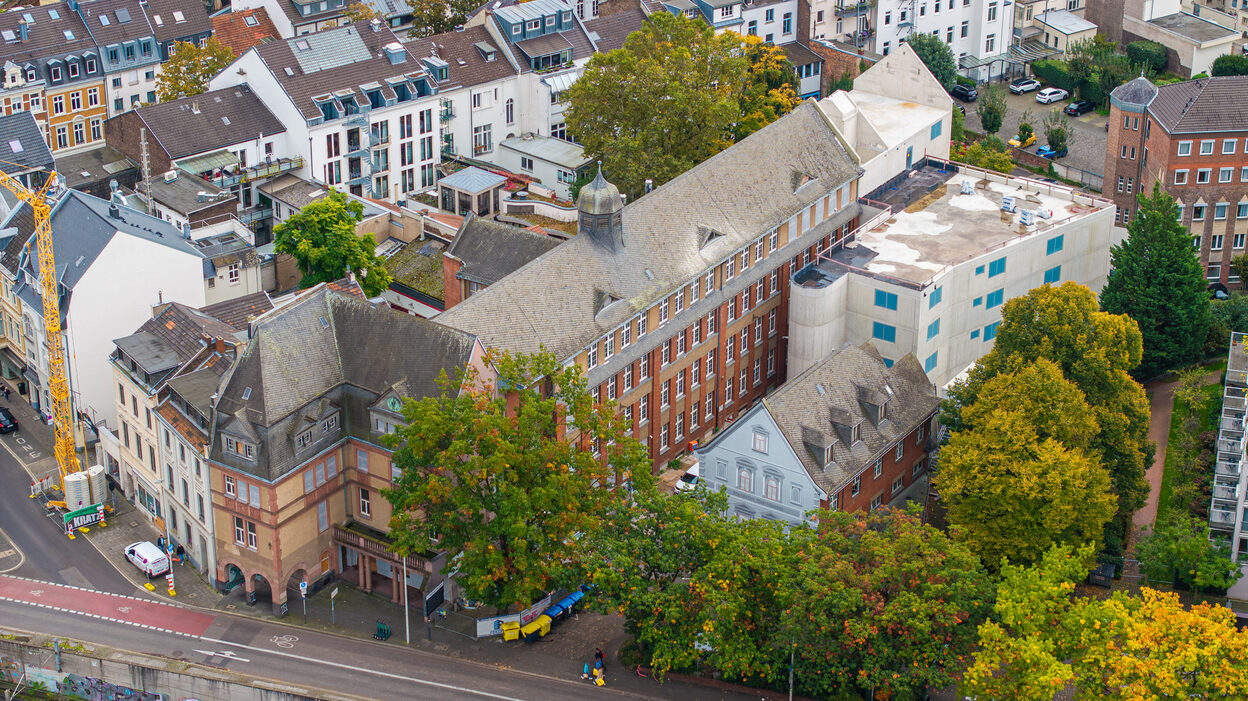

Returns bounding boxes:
[505,98,514,125]
[764,474,780,501]
[737,466,753,492]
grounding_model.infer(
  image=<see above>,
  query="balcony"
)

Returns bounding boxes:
[834,0,874,16]
[1214,483,1239,501]
[439,105,454,122]
[348,172,371,187]
[1211,508,1237,529]
[239,207,273,225]
[210,157,304,189]
[1216,459,1241,478]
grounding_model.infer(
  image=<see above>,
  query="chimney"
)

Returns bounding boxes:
[214,337,226,352]
[191,101,200,114]
[182,222,191,239]
[383,42,405,65]
[107,203,121,219]
[644,179,653,194]
[370,18,382,32]
[18,20,28,42]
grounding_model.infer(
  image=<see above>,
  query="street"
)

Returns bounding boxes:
[0,574,761,701]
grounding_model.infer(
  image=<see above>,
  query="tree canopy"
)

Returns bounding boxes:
[1100,183,1212,380]
[938,360,1117,568]
[976,85,1007,135]
[405,0,480,37]
[155,39,234,102]
[1135,513,1243,592]
[963,544,1248,700]
[272,190,393,296]
[905,32,957,90]
[1212,53,1248,77]
[385,351,649,611]
[564,14,799,198]
[944,282,1152,528]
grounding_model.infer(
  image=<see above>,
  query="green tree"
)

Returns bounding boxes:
[342,2,382,22]
[944,282,1153,525]
[976,85,1007,135]
[938,360,1117,568]
[905,32,957,90]
[951,139,1013,173]
[964,544,1248,700]
[566,15,799,197]
[273,191,393,296]
[951,104,965,142]
[735,34,801,141]
[1135,514,1243,591]
[405,0,479,37]
[784,508,994,700]
[155,39,234,102]
[1042,108,1074,153]
[1101,184,1211,379]
[1231,253,1248,290]
[384,351,649,611]
[1212,54,1248,76]
[1212,293,1248,336]
[1125,40,1167,74]
[1016,107,1035,143]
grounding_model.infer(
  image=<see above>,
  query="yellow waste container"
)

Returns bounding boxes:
[502,621,521,641]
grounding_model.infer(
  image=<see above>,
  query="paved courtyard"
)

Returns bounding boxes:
[960,83,1109,178]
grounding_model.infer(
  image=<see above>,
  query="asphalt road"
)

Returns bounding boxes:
[0,578,760,701]
[0,426,137,594]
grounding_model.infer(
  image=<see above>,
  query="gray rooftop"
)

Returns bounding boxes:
[292,25,375,74]
[1148,12,1237,43]
[758,342,939,493]
[446,214,562,286]
[438,100,861,360]
[114,331,180,375]
[1148,75,1248,134]
[440,166,507,193]
[145,172,233,216]
[200,291,275,330]
[1035,9,1096,34]
[495,0,569,24]
[260,173,327,210]
[124,84,286,161]
[406,25,519,90]
[166,366,223,418]
[0,111,54,176]
[500,135,590,169]
[54,145,136,191]
[582,5,646,52]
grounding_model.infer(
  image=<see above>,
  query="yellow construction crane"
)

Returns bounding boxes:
[0,171,80,498]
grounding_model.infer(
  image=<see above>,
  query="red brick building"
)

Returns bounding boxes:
[1105,75,1248,283]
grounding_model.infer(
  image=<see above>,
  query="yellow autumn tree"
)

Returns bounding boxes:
[733,33,802,140]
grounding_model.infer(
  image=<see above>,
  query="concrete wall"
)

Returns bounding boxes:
[0,636,325,701]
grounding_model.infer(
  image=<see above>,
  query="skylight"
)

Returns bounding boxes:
[173,10,186,23]
[8,140,22,153]
[116,8,131,23]
[21,13,33,23]
[48,8,60,20]
[295,39,311,51]
[243,14,259,26]
[152,14,163,26]
[99,14,111,26]
[242,387,252,400]
[222,116,230,125]
[1,31,14,42]
[63,30,75,40]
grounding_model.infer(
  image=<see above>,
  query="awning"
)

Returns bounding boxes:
[542,70,579,95]
[0,347,25,371]
[175,150,240,176]
[514,32,572,59]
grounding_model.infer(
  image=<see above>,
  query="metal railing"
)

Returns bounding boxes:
[210,157,304,188]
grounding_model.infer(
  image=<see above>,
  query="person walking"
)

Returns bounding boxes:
[594,647,605,667]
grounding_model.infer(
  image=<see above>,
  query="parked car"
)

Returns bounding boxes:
[1063,100,1095,116]
[0,407,17,434]
[950,84,978,102]
[1009,78,1041,94]
[125,541,170,577]
[1036,87,1069,104]
[1037,145,1068,159]
[1008,132,1037,148]
[676,462,700,493]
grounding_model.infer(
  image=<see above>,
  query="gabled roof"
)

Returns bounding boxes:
[200,291,275,330]
[1148,75,1248,135]
[0,4,97,66]
[211,8,281,57]
[761,343,939,493]
[406,25,518,90]
[437,100,860,360]
[145,0,213,43]
[0,111,54,175]
[211,285,478,480]
[82,0,157,48]
[446,214,561,286]
[121,84,286,161]
[582,5,646,52]
[250,21,430,121]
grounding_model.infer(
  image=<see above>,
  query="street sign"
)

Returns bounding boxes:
[424,581,445,619]
[299,581,307,599]
[331,587,339,599]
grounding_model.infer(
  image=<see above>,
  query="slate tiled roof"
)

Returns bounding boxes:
[446,214,561,286]
[0,202,35,276]
[762,343,939,493]
[252,21,427,121]
[437,100,861,361]
[122,84,286,160]
[146,0,213,43]
[157,398,209,450]
[1110,76,1158,108]
[406,25,519,90]
[583,5,646,52]
[210,285,478,480]
[83,0,158,47]
[1148,75,1248,135]
[200,291,275,330]
[114,301,242,375]
[211,8,281,57]
[0,111,54,176]
[0,4,97,67]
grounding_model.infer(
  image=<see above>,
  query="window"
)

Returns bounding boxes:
[782,12,792,33]
[660,423,669,450]
[987,1,997,19]
[317,501,328,532]
[225,475,236,497]
[769,309,777,335]
[1220,168,1234,184]
[661,380,670,408]
[1239,204,1248,219]
[1174,169,1189,185]
[927,318,940,340]
[929,286,942,308]
[1046,235,1064,255]
[988,257,1006,277]
[588,345,598,369]
[1193,204,1207,221]
[752,430,768,453]
[765,475,780,501]
[1215,203,1228,221]
[234,516,245,545]
[924,351,938,372]
[984,321,1000,340]
[1225,139,1238,154]
[986,289,1004,309]
[984,34,995,53]
[767,349,775,375]
[1236,234,1245,249]
[1212,234,1225,250]
[870,494,883,511]
[1177,141,1192,156]
[931,121,942,140]
[960,20,968,37]
[1044,265,1061,284]
[874,290,898,310]
[872,322,896,343]
[1200,140,1214,155]
[851,477,860,497]
[737,467,754,492]
[1242,167,1248,182]
[359,487,371,517]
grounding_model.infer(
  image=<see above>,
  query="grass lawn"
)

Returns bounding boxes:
[1155,380,1223,528]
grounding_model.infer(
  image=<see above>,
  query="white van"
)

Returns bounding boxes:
[125,541,170,577]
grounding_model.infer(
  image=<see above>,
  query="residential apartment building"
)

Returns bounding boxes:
[0,110,54,189]
[109,303,242,540]
[228,0,351,37]
[1213,332,1248,578]
[83,0,163,116]
[659,0,800,44]
[694,342,939,524]
[209,21,443,204]
[1104,75,1248,284]
[207,284,490,614]
[1089,0,1237,76]
[1,192,214,427]
[1012,0,1089,49]
[439,100,864,467]
[808,0,1012,79]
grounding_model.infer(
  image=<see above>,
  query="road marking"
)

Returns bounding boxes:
[192,649,251,662]
[270,634,298,648]
[0,527,25,574]
[200,636,530,701]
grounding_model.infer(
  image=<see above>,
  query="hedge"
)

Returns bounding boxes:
[1031,60,1076,92]
[1125,40,1167,74]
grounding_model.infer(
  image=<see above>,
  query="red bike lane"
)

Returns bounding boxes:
[0,574,216,636]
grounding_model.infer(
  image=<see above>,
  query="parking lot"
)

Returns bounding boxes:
[959,81,1109,178]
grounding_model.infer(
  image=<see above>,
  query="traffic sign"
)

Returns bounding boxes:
[299,581,307,598]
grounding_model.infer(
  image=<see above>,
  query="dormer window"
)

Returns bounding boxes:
[527,19,541,30]
[321,413,339,433]
[851,421,861,443]
[296,429,314,450]
[880,400,888,421]
[512,24,520,35]
[823,443,833,465]
[225,437,257,461]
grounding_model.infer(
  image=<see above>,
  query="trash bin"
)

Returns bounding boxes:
[501,621,521,641]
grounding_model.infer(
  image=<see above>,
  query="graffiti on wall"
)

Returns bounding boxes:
[59,673,165,700]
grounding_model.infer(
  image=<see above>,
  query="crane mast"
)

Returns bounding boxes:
[0,171,80,489]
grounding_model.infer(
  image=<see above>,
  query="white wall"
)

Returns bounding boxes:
[741,0,799,44]
[65,234,206,425]
[156,411,218,577]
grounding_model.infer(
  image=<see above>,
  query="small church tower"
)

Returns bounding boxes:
[576,164,624,251]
